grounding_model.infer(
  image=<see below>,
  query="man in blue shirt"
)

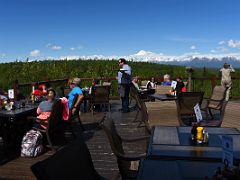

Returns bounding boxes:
[118,58,132,113]
[68,78,84,115]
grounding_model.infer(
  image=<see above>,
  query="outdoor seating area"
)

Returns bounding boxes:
[0,82,240,179]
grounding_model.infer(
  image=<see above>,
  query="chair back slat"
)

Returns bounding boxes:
[91,86,110,104]
[47,99,66,146]
[208,86,227,109]
[47,99,64,132]
[130,87,151,134]
[176,92,204,126]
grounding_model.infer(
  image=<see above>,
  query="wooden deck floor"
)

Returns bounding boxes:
[0,100,239,179]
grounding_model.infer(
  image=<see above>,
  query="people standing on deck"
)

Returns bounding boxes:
[117,58,132,113]
[68,78,84,115]
[220,63,235,101]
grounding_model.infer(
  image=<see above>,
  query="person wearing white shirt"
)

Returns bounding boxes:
[220,63,235,101]
[117,58,132,113]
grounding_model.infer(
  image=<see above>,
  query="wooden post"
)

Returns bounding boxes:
[186,67,194,92]
[13,79,18,101]
[211,75,217,92]
[188,74,192,92]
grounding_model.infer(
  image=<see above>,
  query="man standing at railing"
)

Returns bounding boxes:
[220,63,235,101]
[118,58,132,113]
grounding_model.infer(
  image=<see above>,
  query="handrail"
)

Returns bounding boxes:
[13,75,240,100]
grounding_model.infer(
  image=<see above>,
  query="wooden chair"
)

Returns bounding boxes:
[31,137,104,180]
[89,85,111,119]
[140,80,150,89]
[130,87,151,134]
[100,115,148,180]
[200,85,228,127]
[176,92,204,126]
[32,99,66,151]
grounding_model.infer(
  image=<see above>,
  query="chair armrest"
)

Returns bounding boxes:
[116,152,146,161]
[207,99,223,103]
[121,136,149,142]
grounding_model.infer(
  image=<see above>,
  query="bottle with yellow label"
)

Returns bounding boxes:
[196,127,203,143]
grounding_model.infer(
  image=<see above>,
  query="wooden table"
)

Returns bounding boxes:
[148,126,240,164]
[0,104,38,119]
[0,104,37,165]
[148,94,177,101]
[137,159,225,180]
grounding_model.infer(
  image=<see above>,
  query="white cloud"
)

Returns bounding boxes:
[190,45,196,50]
[46,43,62,50]
[218,41,225,45]
[217,46,228,52]
[70,47,75,51]
[210,50,216,53]
[51,45,62,50]
[228,39,240,49]
[30,49,41,57]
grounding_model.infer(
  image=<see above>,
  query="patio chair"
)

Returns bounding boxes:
[31,137,104,180]
[32,99,66,151]
[89,85,111,119]
[176,92,204,126]
[140,80,151,89]
[100,115,148,180]
[130,87,151,134]
[200,85,228,127]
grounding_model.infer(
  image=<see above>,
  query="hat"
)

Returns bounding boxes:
[71,77,81,85]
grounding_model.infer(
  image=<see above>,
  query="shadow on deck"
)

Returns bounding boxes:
[0,99,239,179]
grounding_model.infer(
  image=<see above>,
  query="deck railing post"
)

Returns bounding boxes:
[211,75,217,92]
[186,67,194,92]
[13,79,18,101]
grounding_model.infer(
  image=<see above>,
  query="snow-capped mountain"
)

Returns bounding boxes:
[127,50,240,68]
[56,50,240,68]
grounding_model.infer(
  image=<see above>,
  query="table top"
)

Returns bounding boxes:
[148,94,177,101]
[137,159,225,180]
[148,126,240,163]
[0,104,37,118]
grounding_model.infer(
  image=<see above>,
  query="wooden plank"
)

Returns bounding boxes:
[0,100,239,179]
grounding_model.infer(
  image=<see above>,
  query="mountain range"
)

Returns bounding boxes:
[126,50,240,68]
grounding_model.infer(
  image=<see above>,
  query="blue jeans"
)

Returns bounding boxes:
[119,84,131,112]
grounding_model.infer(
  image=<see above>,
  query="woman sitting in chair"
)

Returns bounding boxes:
[34,88,56,129]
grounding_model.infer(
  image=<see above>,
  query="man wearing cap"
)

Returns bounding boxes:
[118,58,132,113]
[68,78,84,115]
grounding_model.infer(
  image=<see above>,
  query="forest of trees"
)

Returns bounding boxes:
[0,58,239,91]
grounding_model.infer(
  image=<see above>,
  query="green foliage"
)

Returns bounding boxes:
[0,59,239,97]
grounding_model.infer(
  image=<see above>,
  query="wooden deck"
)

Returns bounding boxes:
[0,100,239,179]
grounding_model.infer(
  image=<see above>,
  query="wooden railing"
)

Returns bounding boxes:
[13,75,240,100]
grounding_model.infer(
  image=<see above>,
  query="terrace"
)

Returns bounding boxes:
[0,76,239,179]
[0,97,239,179]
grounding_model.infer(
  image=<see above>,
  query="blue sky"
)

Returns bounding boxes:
[1,0,240,62]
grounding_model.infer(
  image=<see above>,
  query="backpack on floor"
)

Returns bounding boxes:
[21,129,44,157]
